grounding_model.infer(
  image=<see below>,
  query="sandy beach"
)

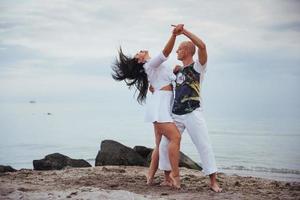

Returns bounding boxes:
[1,166,299,200]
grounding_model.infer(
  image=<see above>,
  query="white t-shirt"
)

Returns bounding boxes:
[193,58,207,86]
[143,52,176,90]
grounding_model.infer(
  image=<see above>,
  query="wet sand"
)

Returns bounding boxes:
[1,166,299,200]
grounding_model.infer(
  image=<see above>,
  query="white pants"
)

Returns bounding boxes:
[158,108,218,175]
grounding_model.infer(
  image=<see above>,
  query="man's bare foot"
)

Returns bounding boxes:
[160,180,173,187]
[210,183,222,192]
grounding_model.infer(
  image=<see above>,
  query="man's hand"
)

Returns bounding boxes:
[172,24,184,36]
[173,65,182,74]
[149,85,154,93]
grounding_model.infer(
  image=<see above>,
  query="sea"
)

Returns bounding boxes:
[0,94,299,183]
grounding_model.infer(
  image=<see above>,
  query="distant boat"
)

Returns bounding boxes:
[29,100,36,104]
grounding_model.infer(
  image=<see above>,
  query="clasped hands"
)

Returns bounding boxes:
[172,24,184,36]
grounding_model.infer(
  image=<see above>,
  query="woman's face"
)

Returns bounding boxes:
[135,50,149,63]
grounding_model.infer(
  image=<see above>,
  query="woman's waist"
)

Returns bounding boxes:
[160,84,173,91]
[148,89,174,100]
[151,83,173,91]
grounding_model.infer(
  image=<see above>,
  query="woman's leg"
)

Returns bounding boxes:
[155,122,181,188]
[147,124,161,185]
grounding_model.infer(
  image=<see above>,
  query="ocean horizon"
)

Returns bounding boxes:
[1,100,299,183]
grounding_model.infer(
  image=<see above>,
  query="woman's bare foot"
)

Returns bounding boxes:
[146,175,155,186]
[210,182,222,192]
[170,173,181,189]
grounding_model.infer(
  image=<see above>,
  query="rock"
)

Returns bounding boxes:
[178,151,202,171]
[143,147,202,171]
[96,141,202,170]
[95,140,146,166]
[133,146,153,159]
[234,181,241,187]
[33,153,91,170]
[0,165,17,173]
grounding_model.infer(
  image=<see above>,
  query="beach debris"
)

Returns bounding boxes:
[234,181,241,187]
[101,167,126,173]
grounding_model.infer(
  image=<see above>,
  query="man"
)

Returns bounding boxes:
[158,26,222,192]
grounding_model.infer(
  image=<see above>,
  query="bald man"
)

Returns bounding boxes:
[158,27,222,192]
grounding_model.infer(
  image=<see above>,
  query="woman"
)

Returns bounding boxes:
[111,25,183,188]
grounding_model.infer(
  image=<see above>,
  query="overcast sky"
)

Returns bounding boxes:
[0,0,300,120]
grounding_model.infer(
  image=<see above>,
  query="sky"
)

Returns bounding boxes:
[0,0,300,120]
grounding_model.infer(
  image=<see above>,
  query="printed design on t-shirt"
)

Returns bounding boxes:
[172,63,201,115]
[176,72,185,84]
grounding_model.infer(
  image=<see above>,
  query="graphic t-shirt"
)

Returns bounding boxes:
[172,60,207,115]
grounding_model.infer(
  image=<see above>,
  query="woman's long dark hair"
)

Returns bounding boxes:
[112,48,148,104]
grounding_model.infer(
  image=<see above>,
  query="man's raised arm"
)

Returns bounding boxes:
[183,28,207,66]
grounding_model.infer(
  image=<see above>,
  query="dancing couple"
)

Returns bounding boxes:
[112,24,222,192]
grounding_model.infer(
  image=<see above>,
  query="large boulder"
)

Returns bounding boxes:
[133,146,153,159]
[178,151,202,170]
[33,153,91,170]
[95,140,146,166]
[0,165,17,173]
[134,146,202,171]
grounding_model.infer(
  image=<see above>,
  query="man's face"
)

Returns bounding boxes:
[176,43,186,61]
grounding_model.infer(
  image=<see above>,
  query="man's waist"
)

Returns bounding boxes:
[172,100,201,115]
[172,107,203,117]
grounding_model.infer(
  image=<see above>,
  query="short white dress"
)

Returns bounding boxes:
[143,52,176,123]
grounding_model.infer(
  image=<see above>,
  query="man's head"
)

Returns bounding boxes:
[176,41,195,61]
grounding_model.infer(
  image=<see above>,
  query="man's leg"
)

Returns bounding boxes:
[158,135,171,171]
[161,171,172,186]
[185,109,222,192]
[158,136,172,186]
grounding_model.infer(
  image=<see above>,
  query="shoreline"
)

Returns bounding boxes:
[221,169,300,183]
[1,166,299,200]
[5,161,300,183]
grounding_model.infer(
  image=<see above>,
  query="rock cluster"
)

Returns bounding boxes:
[96,140,202,171]
[1,140,202,172]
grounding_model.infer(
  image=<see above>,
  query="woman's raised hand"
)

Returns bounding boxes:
[171,24,184,36]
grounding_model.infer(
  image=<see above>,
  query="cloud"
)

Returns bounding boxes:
[1,0,299,62]
[0,0,299,118]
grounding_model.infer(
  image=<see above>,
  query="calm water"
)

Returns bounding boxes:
[0,100,299,182]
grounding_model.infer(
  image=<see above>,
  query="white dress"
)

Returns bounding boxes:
[143,52,176,123]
